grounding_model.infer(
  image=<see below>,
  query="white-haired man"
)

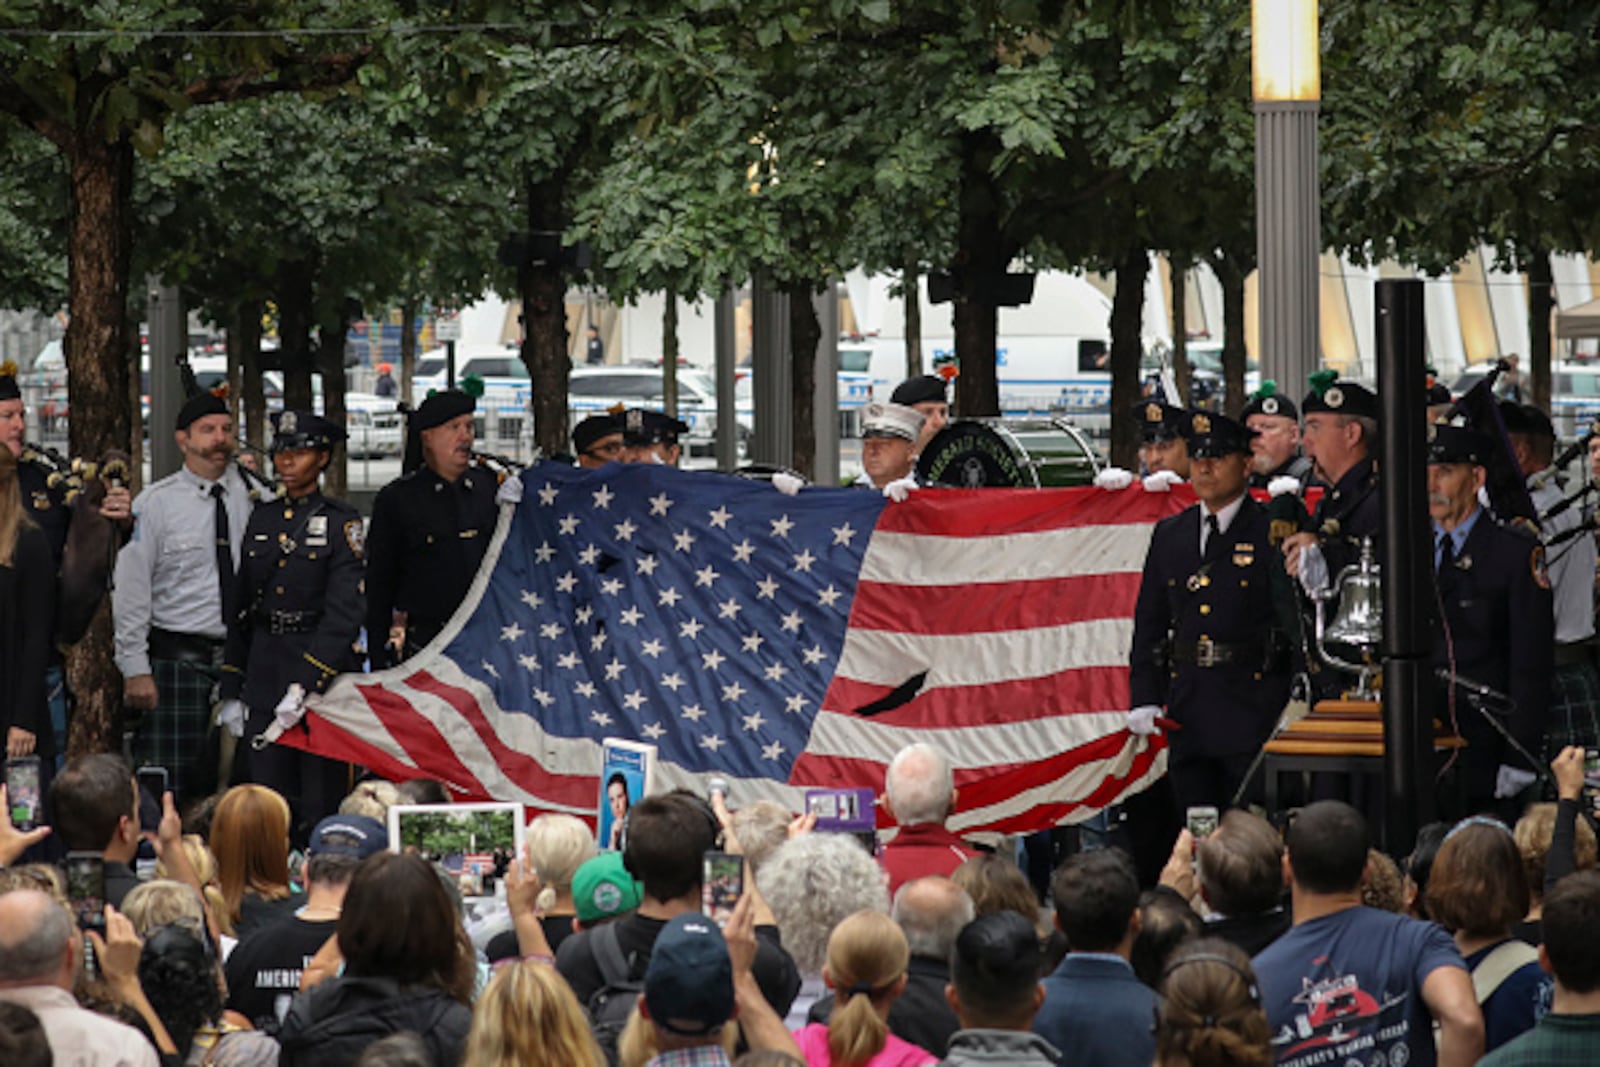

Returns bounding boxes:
[880,743,978,894]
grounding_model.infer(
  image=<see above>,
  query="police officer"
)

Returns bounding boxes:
[890,374,949,455]
[1240,382,1312,489]
[1282,377,1381,591]
[1127,411,1296,812]
[1502,402,1600,762]
[573,412,625,469]
[1425,423,1553,818]
[365,390,498,667]
[219,410,363,840]
[1133,401,1190,479]
[853,402,924,491]
[620,409,689,466]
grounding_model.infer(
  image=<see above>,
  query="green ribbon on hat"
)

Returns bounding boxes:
[461,374,485,399]
[1308,369,1339,397]
[1251,379,1278,402]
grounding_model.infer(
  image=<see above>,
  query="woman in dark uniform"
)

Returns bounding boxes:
[219,410,364,844]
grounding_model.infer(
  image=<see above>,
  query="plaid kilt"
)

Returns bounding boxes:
[135,657,220,803]
[1543,658,1600,761]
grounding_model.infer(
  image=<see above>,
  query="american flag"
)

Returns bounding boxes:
[291,463,1186,834]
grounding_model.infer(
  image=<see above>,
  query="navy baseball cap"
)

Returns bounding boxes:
[644,912,734,1035]
[308,814,388,860]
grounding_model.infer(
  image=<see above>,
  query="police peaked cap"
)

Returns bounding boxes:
[410,389,475,431]
[573,412,624,453]
[1301,379,1379,421]
[1132,401,1188,443]
[1427,423,1493,466]
[890,374,948,407]
[622,408,689,446]
[176,392,228,431]
[1181,410,1257,458]
[269,409,344,452]
[1240,381,1298,422]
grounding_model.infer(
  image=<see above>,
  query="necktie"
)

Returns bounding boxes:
[1203,513,1222,563]
[212,483,235,625]
[1436,532,1455,572]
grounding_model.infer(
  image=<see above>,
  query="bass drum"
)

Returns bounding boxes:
[916,421,1037,488]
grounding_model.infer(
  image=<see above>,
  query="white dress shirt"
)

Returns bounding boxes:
[1529,470,1597,644]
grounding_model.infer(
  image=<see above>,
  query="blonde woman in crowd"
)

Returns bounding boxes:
[791,910,936,1067]
[211,785,302,938]
[459,959,602,1067]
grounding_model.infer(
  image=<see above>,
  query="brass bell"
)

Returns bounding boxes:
[1325,539,1384,648]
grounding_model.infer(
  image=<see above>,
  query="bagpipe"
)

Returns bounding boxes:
[22,442,134,645]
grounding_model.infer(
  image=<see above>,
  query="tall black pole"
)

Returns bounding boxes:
[1377,279,1434,852]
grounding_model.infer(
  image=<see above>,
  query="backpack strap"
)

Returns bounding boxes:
[591,921,638,990]
[1471,939,1540,1005]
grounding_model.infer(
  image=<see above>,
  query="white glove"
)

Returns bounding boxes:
[273,683,307,731]
[218,699,247,739]
[882,476,918,503]
[1267,476,1302,498]
[1127,706,1162,737]
[1296,542,1329,596]
[496,472,524,504]
[1094,467,1135,491]
[1495,764,1537,800]
[1142,470,1183,492]
[772,472,804,496]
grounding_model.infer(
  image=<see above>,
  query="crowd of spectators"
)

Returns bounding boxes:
[4,741,1600,1067]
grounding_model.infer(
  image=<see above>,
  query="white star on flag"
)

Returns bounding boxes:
[803,645,827,665]
[792,549,816,573]
[557,514,580,535]
[658,586,684,607]
[701,734,726,752]
[558,651,581,670]
[832,523,856,546]
[500,622,524,642]
[590,710,613,727]
[661,672,685,690]
[764,662,789,682]
[679,617,705,640]
[589,631,608,651]
[761,740,786,761]
[603,657,626,680]
[755,576,780,599]
[536,483,559,505]
[648,492,673,516]
[520,590,543,609]
[718,597,743,620]
[741,711,766,732]
[575,605,594,625]
[518,654,540,672]
[817,585,842,607]
[741,632,764,653]
[702,648,727,670]
[673,529,697,553]
[708,506,732,529]
[780,611,803,633]
[721,680,747,702]
[682,703,707,722]
[599,577,624,596]
[592,485,614,509]
[619,606,644,626]
[533,689,555,707]
[694,564,720,588]
[575,681,598,698]
[614,518,637,541]
[622,690,648,711]
[577,543,601,565]
[785,693,810,714]
[642,722,666,740]
[534,542,556,563]
[640,638,664,658]
[480,660,499,679]
[770,514,794,538]
[555,572,578,593]
[731,540,757,563]
[636,554,658,576]
[539,622,566,640]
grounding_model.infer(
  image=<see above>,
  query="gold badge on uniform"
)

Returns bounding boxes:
[1268,518,1296,546]
[1192,413,1211,434]
[345,519,366,557]
[1145,403,1162,423]
[31,491,50,511]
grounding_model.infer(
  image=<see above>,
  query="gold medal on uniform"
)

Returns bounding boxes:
[1186,573,1203,592]
[279,532,296,555]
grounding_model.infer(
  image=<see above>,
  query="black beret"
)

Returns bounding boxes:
[1182,410,1257,458]
[1427,423,1493,466]
[0,375,18,404]
[622,408,689,446]
[1240,382,1298,422]
[890,374,947,407]
[573,412,623,453]
[1132,401,1187,443]
[1301,380,1379,420]
[176,392,228,432]
[269,409,344,452]
[410,390,475,432]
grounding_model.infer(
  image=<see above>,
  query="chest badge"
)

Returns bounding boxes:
[278,532,296,555]
[307,515,328,547]
[31,491,50,511]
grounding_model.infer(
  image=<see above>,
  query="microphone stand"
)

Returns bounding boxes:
[1434,668,1553,792]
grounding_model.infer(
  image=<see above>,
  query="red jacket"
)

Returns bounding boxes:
[880,822,978,895]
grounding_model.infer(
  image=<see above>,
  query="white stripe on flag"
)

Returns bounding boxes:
[948,743,1169,833]
[831,618,1134,689]
[802,708,1130,768]
[858,523,1156,586]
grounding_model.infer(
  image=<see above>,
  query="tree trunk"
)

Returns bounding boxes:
[400,300,417,406]
[277,259,316,411]
[1170,257,1192,405]
[62,131,135,757]
[789,282,820,480]
[1528,247,1554,412]
[1109,246,1148,471]
[952,142,1002,417]
[523,177,570,458]
[903,258,923,378]
[237,303,265,454]
[1213,252,1248,419]
[662,288,679,417]
[318,305,352,498]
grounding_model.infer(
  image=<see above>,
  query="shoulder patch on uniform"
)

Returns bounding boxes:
[1532,544,1551,590]
[345,519,365,557]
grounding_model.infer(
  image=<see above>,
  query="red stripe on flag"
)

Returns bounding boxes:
[847,573,1141,635]
[281,701,489,802]
[874,485,1192,537]
[316,678,492,798]
[402,672,600,811]
[820,666,1130,730]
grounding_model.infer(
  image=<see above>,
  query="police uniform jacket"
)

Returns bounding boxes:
[221,491,365,710]
[1430,512,1554,771]
[1130,495,1294,759]
[1311,456,1379,577]
[364,465,498,657]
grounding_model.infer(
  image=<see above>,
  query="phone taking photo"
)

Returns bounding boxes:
[136,765,169,803]
[64,852,107,932]
[5,756,41,832]
[1186,805,1220,840]
[701,851,743,928]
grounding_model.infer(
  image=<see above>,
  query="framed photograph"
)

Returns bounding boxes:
[599,738,657,852]
[387,802,526,899]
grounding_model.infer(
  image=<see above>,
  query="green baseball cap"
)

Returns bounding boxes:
[572,852,643,923]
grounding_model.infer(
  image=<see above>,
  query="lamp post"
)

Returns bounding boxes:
[1253,0,1321,391]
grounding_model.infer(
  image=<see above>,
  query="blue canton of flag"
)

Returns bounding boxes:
[447,464,888,780]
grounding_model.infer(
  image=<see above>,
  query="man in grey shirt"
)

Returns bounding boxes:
[113,392,251,803]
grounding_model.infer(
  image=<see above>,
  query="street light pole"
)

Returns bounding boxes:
[1253,0,1321,390]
